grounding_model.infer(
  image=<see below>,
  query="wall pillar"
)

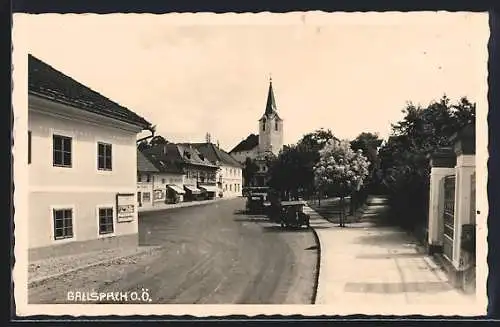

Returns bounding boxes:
[427,149,456,255]
[452,154,476,269]
[428,167,455,252]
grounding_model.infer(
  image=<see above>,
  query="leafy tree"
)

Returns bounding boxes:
[314,139,370,226]
[242,157,259,187]
[137,139,150,151]
[378,95,475,231]
[266,129,336,199]
[150,135,169,147]
[350,132,384,194]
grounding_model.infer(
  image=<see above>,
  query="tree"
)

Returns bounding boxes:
[314,139,370,227]
[378,95,475,230]
[267,145,307,199]
[150,135,169,147]
[350,132,384,194]
[242,157,259,187]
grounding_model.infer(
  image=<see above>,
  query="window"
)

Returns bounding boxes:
[98,207,114,235]
[53,134,72,167]
[230,184,232,191]
[146,174,151,182]
[28,131,32,164]
[162,178,166,184]
[97,142,112,170]
[137,173,141,182]
[262,118,266,131]
[53,208,73,240]
[143,192,151,202]
[275,121,279,131]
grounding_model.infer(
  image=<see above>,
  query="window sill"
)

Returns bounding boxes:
[98,232,116,239]
[52,237,75,244]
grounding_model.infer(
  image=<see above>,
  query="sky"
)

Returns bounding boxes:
[15,12,488,152]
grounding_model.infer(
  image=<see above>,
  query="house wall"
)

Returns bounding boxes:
[220,164,243,198]
[153,172,184,202]
[28,97,141,259]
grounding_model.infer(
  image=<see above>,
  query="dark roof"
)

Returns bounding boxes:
[191,143,243,168]
[137,150,159,173]
[141,144,184,174]
[144,143,219,171]
[260,79,281,121]
[28,54,151,129]
[229,134,259,153]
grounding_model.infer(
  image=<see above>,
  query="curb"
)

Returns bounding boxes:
[309,223,322,305]
[28,246,163,288]
[138,198,237,214]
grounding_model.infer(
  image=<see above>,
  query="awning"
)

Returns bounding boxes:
[184,185,202,194]
[199,185,218,193]
[167,185,185,194]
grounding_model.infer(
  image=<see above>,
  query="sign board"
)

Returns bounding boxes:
[116,193,135,223]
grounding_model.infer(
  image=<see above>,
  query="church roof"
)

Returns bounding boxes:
[259,78,282,121]
[229,134,259,153]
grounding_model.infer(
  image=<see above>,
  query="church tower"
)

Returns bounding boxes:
[258,77,283,156]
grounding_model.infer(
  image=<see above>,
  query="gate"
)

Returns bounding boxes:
[443,175,456,261]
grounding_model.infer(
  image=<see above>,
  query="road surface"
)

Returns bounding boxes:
[28,198,318,304]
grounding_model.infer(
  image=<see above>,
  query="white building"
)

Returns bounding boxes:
[138,147,186,207]
[192,142,243,198]
[28,54,152,261]
[230,78,284,186]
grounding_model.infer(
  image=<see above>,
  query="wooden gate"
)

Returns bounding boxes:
[443,175,456,261]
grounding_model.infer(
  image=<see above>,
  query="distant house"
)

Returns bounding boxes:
[191,142,243,198]
[229,78,284,187]
[142,143,220,202]
[28,54,152,261]
[139,144,186,205]
[137,150,160,208]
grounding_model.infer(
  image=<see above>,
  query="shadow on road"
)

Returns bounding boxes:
[261,225,311,233]
[233,216,270,223]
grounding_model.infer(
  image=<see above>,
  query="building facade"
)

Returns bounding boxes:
[229,78,284,187]
[137,150,159,209]
[192,142,243,198]
[28,54,151,261]
[142,143,219,202]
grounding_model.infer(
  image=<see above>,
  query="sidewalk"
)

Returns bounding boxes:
[28,245,163,288]
[139,197,238,213]
[305,195,481,316]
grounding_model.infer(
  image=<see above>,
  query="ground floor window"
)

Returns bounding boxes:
[143,192,151,203]
[53,208,73,240]
[98,207,114,235]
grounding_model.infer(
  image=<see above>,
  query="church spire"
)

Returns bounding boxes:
[264,75,277,116]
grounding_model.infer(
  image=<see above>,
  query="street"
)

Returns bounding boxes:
[28,198,318,304]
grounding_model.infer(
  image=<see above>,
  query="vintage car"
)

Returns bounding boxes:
[278,200,310,228]
[246,193,268,214]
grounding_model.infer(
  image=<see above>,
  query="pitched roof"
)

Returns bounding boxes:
[191,143,243,168]
[260,78,282,121]
[141,144,184,174]
[229,134,259,154]
[137,150,159,173]
[175,143,220,168]
[28,54,151,129]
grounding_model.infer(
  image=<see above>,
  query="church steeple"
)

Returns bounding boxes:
[264,75,277,116]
